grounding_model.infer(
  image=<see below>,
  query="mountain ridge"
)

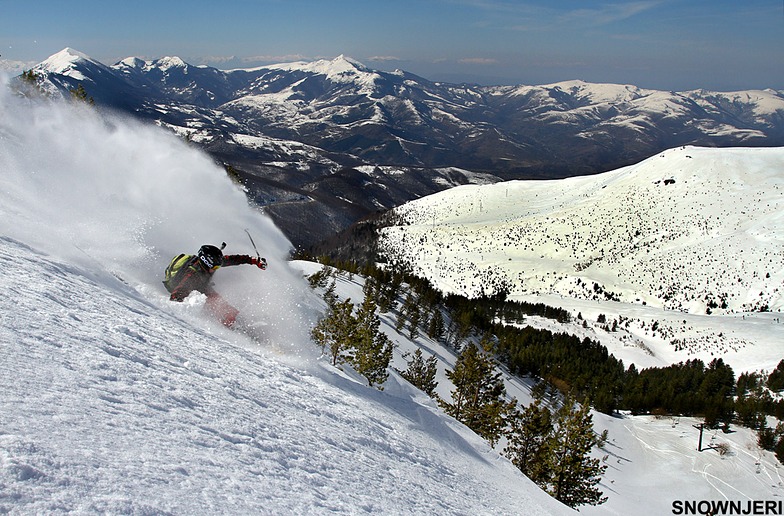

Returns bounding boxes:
[32,47,784,168]
[24,48,784,248]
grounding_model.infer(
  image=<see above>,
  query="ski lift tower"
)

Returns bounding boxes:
[693,423,705,452]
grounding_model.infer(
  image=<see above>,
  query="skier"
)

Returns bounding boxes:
[163,244,267,326]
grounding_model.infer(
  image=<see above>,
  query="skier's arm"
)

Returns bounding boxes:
[223,254,266,269]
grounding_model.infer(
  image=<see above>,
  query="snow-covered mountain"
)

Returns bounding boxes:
[23,48,784,248]
[2,77,782,516]
[32,48,784,176]
[378,146,784,373]
[0,76,569,515]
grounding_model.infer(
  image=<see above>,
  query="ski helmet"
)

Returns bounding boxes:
[197,244,224,270]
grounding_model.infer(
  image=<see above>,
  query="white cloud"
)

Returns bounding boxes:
[444,0,542,16]
[445,0,663,30]
[241,54,311,64]
[195,55,238,65]
[560,1,663,26]
[0,58,36,74]
[366,56,403,63]
[458,57,499,65]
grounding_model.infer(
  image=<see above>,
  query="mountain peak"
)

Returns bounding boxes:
[238,55,369,81]
[40,48,89,67]
[56,47,90,61]
[255,54,377,89]
[116,56,146,69]
[38,47,105,80]
[333,54,367,70]
[302,54,370,77]
[155,56,188,70]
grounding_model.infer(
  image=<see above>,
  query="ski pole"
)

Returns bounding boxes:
[245,229,267,269]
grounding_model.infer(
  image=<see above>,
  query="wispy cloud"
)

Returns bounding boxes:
[443,0,664,29]
[194,55,238,65]
[559,1,663,26]
[240,54,311,64]
[458,57,499,65]
[366,56,403,63]
[443,0,541,15]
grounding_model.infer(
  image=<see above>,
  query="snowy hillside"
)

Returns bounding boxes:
[0,79,568,514]
[378,147,784,372]
[297,261,784,516]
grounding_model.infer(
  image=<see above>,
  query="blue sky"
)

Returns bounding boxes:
[1,0,782,90]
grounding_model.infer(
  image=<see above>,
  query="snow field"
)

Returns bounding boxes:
[1,237,567,514]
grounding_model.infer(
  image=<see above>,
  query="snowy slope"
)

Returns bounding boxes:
[293,261,784,516]
[0,79,568,514]
[378,146,784,373]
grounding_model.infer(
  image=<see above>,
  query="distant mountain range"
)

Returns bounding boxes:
[25,48,784,247]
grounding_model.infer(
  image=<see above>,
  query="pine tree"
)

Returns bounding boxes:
[17,69,47,97]
[427,308,445,341]
[399,348,439,397]
[351,293,394,389]
[700,358,735,430]
[767,360,784,392]
[504,396,553,484]
[776,435,784,464]
[394,295,407,332]
[308,265,333,289]
[541,398,607,508]
[311,286,394,389]
[396,292,419,334]
[311,297,356,366]
[21,69,39,83]
[440,344,515,447]
[407,308,421,340]
[362,276,380,304]
[322,279,338,308]
[445,308,473,350]
[69,83,95,105]
[378,272,402,313]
